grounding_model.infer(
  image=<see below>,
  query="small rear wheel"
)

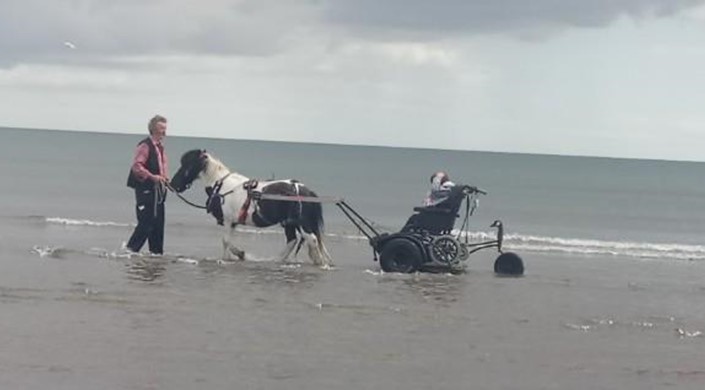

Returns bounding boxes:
[494,252,524,276]
[379,238,423,273]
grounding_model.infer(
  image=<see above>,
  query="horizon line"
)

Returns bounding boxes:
[2,125,702,165]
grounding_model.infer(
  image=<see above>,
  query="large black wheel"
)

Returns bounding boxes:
[494,252,524,276]
[379,238,423,273]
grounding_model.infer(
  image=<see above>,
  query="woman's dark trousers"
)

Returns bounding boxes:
[126,187,165,254]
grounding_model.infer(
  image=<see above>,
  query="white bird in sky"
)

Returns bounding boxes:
[63,41,76,49]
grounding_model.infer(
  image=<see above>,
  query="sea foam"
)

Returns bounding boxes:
[40,216,705,261]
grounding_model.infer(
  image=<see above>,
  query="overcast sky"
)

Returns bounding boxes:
[2,0,705,160]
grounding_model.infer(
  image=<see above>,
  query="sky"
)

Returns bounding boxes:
[2,0,705,161]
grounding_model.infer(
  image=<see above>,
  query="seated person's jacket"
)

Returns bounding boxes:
[422,184,466,211]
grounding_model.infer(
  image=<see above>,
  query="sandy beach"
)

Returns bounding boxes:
[2,222,704,390]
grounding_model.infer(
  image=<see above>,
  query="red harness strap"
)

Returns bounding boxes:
[237,179,259,224]
[238,196,251,224]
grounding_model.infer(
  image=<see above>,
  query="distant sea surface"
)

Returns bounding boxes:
[2,127,705,390]
[3,127,705,260]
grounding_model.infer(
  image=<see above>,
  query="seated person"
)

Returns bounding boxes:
[402,171,461,233]
[423,171,456,207]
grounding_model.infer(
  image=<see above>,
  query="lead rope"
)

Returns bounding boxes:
[153,182,168,217]
[165,182,208,210]
[164,173,236,212]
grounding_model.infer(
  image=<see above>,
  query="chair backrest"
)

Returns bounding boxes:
[404,186,466,234]
[412,210,456,234]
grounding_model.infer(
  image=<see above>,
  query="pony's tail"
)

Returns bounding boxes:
[310,201,325,241]
[298,187,332,265]
[310,201,332,264]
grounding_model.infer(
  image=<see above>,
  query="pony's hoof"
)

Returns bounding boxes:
[226,246,246,261]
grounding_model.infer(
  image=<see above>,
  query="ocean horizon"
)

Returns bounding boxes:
[4,125,702,164]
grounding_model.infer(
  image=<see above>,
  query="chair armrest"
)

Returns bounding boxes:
[413,206,453,214]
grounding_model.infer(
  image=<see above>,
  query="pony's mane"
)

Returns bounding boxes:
[207,154,229,171]
[203,153,248,184]
[203,154,229,178]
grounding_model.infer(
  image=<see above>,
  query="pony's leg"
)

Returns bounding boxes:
[317,235,333,266]
[277,225,298,262]
[300,232,325,267]
[222,225,245,261]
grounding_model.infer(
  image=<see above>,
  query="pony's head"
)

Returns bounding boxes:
[170,149,208,192]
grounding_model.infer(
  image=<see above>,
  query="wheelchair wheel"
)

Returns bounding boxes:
[494,252,524,276]
[430,235,461,266]
[379,238,423,273]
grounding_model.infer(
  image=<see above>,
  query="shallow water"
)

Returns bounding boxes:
[2,217,705,389]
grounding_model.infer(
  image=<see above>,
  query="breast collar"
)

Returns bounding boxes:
[205,174,262,226]
[205,173,233,226]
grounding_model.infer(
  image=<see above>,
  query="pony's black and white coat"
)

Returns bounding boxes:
[170,149,332,267]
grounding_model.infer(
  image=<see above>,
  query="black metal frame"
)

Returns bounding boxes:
[335,190,504,268]
[336,201,381,243]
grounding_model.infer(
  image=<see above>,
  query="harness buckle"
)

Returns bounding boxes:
[243,179,259,191]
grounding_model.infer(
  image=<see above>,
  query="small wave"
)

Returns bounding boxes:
[46,217,132,228]
[326,232,371,241]
[30,245,71,258]
[36,215,705,261]
[497,233,705,261]
[676,328,704,338]
[564,316,705,339]
[175,257,200,265]
[329,229,705,261]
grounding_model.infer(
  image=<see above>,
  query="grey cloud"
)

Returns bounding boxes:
[1,0,703,67]
[0,0,314,66]
[321,0,705,36]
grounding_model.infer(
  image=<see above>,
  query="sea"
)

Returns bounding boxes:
[2,127,705,389]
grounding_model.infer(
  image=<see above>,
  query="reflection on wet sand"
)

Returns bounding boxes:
[191,258,324,289]
[385,273,466,306]
[125,258,167,282]
[244,263,323,288]
[0,286,47,302]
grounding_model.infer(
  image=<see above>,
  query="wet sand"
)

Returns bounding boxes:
[2,223,705,390]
